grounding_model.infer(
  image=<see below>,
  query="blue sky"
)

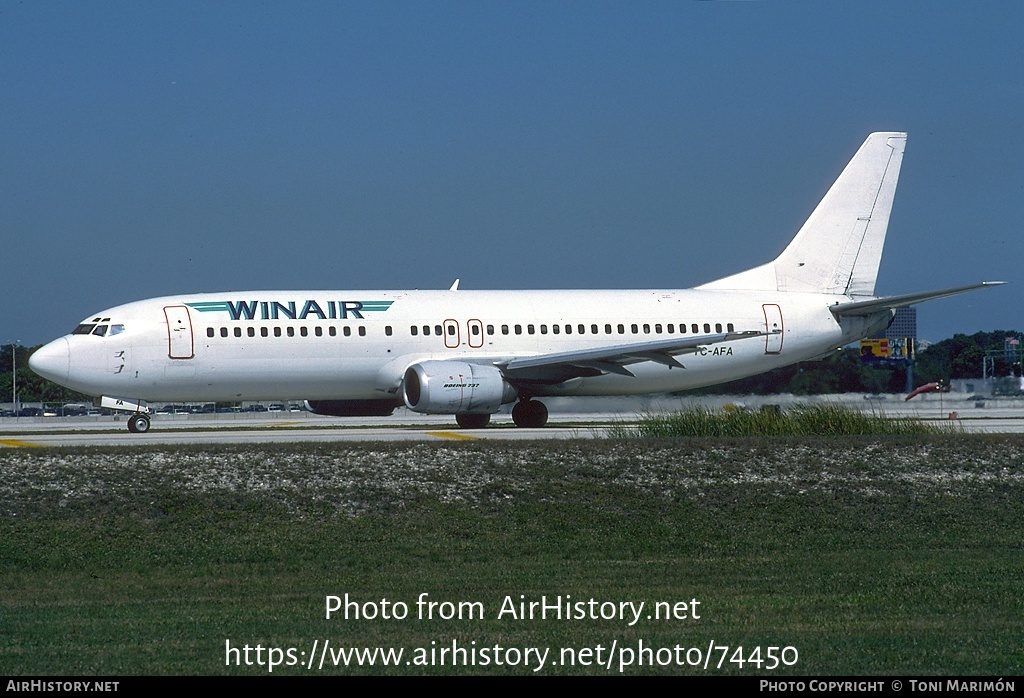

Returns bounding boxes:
[2,1,1021,345]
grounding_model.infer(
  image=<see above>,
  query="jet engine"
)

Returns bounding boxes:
[403,361,517,414]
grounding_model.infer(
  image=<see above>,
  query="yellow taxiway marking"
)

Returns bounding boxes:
[264,421,305,428]
[0,439,47,448]
[426,431,479,440]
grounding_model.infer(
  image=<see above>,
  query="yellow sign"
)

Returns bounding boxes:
[859,338,913,360]
[859,339,890,359]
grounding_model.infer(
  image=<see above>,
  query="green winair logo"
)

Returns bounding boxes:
[186,300,393,320]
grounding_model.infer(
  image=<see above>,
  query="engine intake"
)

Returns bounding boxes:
[403,361,517,414]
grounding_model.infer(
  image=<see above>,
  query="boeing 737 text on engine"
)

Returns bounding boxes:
[29,133,1002,432]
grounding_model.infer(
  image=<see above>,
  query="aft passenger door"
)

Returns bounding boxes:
[762,304,783,354]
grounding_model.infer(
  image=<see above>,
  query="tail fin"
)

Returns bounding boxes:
[699,132,907,296]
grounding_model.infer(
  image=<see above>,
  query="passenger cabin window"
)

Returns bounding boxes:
[315,327,322,337]
[220,328,228,338]
[358,326,366,337]
[261,327,269,337]
[716,323,723,333]
[207,328,215,338]
[234,327,242,337]
[411,326,418,336]
[385,326,393,336]
[344,327,351,337]
[249,327,256,337]
[329,327,337,337]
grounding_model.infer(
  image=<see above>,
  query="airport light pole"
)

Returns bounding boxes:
[11,340,18,418]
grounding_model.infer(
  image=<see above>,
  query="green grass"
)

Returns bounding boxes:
[0,439,1021,675]
[613,404,955,438]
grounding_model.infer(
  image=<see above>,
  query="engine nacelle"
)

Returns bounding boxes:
[403,361,517,414]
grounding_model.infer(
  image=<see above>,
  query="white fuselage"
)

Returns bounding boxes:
[30,288,887,404]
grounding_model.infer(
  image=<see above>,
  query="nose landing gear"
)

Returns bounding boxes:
[98,397,152,434]
[127,413,151,433]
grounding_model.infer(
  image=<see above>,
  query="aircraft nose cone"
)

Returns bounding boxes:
[29,338,70,386]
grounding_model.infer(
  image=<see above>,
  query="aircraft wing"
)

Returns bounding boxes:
[498,330,768,381]
[830,281,1005,318]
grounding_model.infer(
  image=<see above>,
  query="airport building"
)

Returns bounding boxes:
[883,307,916,341]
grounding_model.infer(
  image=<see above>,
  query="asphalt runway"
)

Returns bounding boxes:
[3,394,1024,446]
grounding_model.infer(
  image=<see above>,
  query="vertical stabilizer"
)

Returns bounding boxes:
[699,132,906,296]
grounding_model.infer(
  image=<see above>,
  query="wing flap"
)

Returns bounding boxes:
[572,360,636,377]
[630,350,686,369]
[500,330,766,380]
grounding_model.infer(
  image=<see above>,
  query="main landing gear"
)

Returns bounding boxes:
[455,413,491,429]
[126,413,151,433]
[511,399,548,428]
[453,399,549,429]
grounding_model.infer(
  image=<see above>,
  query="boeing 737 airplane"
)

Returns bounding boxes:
[29,132,1001,432]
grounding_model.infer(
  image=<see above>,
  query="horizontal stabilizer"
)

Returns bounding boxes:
[830,282,1005,318]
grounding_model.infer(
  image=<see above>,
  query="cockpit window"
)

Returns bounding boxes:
[108,324,125,336]
[92,325,109,337]
[72,324,97,335]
